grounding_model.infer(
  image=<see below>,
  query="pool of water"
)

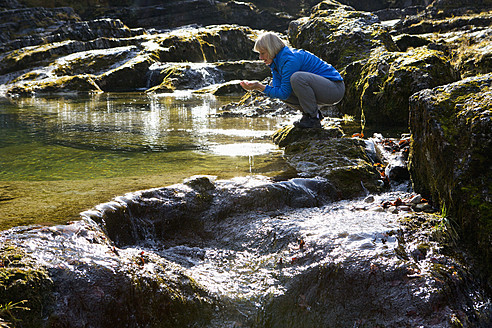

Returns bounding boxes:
[0,92,290,228]
[0,92,289,180]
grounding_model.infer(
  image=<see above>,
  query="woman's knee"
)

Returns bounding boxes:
[290,71,305,87]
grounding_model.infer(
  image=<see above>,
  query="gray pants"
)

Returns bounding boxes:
[284,71,345,118]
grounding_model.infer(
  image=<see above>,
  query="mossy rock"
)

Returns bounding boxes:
[0,32,139,76]
[288,1,398,70]
[96,54,155,92]
[50,46,139,77]
[450,36,492,78]
[408,73,492,281]
[273,126,381,198]
[6,74,102,96]
[152,25,257,63]
[272,125,343,148]
[0,244,53,327]
[340,47,459,126]
[394,11,492,35]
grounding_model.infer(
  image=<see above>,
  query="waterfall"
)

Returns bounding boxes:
[146,62,225,90]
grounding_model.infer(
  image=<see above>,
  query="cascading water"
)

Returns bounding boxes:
[2,173,489,327]
[146,62,225,90]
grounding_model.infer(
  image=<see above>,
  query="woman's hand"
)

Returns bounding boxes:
[240,80,265,92]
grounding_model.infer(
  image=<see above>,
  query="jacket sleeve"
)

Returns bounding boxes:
[264,56,301,100]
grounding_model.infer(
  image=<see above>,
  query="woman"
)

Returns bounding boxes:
[240,32,345,128]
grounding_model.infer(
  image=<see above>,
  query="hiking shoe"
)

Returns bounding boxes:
[293,114,322,129]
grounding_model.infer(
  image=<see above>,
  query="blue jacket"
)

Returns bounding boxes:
[263,46,343,100]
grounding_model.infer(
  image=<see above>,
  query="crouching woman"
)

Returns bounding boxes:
[240,32,345,128]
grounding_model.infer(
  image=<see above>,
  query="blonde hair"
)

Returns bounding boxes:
[254,32,287,58]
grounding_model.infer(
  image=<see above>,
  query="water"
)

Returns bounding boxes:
[0,92,290,228]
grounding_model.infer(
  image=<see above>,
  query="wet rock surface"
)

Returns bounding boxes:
[409,73,492,282]
[1,174,491,327]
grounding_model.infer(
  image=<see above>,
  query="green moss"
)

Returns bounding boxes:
[0,245,53,327]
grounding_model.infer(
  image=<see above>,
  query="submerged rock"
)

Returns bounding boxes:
[408,73,492,282]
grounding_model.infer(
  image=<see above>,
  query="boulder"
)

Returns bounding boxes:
[0,6,80,52]
[340,47,459,126]
[446,28,492,78]
[427,0,492,15]
[0,13,145,54]
[393,33,431,52]
[0,222,217,328]
[408,73,492,279]
[288,1,399,70]
[0,37,140,77]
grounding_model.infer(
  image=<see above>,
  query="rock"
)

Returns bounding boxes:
[447,28,492,78]
[272,125,344,148]
[151,25,258,63]
[0,244,53,327]
[215,1,293,32]
[393,10,492,35]
[374,6,427,21]
[0,222,217,328]
[1,24,260,95]
[338,0,429,12]
[393,34,431,51]
[95,54,155,92]
[340,47,459,125]
[0,13,144,54]
[288,1,399,70]
[215,60,270,82]
[0,6,81,52]
[414,202,434,212]
[2,177,490,327]
[364,195,375,203]
[428,0,492,15]
[408,73,492,279]
[183,175,216,193]
[408,194,423,204]
[6,74,102,95]
[145,62,224,92]
[102,0,293,33]
[272,127,382,198]
[0,36,140,77]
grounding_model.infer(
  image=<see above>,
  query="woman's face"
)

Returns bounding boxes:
[258,49,273,65]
